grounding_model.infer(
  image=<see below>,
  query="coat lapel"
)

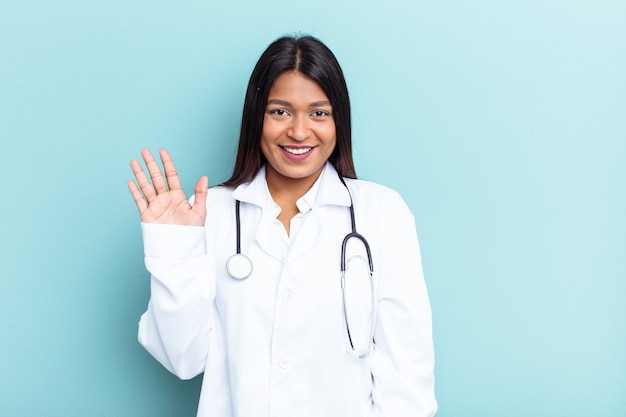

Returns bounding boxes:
[231,166,288,262]
[230,163,353,264]
[286,164,352,263]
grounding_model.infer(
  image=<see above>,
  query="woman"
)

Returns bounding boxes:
[128,35,437,417]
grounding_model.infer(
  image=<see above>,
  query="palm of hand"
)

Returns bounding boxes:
[140,188,203,225]
[128,149,208,227]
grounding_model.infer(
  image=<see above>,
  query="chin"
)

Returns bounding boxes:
[288,166,323,178]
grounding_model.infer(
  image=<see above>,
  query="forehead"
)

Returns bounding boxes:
[268,71,330,103]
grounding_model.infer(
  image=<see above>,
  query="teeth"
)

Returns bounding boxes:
[283,147,312,155]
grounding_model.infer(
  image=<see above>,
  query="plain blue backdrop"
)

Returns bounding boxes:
[1,0,624,415]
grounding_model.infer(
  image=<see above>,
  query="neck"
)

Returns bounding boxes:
[265,165,323,236]
[265,165,323,204]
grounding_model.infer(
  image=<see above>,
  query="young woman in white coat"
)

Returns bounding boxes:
[128,35,437,417]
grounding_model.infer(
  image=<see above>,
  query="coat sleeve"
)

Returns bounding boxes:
[137,222,216,380]
[368,191,438,416]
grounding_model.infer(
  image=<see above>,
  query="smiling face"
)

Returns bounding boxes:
[260,71,337,193]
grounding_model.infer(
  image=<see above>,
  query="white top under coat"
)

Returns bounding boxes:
[268,170,321,245]
[138,163,438,417]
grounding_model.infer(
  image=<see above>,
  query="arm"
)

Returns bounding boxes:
[129,149,214,379]
[369,193,438,416]
[137,222,216,379]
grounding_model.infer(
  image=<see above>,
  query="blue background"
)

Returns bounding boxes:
[1,0,624,415]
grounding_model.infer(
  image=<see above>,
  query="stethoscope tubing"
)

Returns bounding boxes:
[226,200,254,280]
[228,174,376,357]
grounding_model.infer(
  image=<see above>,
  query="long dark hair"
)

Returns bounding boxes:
[222,35,356,187]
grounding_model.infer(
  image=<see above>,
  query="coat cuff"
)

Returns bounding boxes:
[141,223,206,259]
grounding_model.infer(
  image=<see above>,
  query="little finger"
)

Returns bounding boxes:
[127,179,149,216]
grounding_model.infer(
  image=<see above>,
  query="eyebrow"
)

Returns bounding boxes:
[266,99,332,108]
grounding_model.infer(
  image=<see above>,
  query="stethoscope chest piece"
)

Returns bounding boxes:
[226,253,253,280]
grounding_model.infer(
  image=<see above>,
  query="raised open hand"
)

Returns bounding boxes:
[128,149,208,226]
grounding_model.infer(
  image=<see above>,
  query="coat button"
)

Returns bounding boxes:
[278,358,289,369]
[284,289,295,301]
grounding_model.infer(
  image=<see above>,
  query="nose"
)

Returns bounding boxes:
[287,115,310,142]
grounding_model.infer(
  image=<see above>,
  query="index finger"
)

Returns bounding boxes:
[159,148,183,191]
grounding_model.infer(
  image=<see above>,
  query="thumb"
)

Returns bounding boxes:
[192,176,209,213]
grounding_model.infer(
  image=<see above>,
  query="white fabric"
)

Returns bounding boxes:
[138,163,438,417]
[269,169,321,244]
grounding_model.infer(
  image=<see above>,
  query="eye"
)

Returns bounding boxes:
[268,108,290,118]
[311,110,331,119]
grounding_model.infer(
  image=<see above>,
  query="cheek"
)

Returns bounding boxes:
[260,122,276,154]
[322,124,337,145]
[325,120,337,140]
[261,117,282,139]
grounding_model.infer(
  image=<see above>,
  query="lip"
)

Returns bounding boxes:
[280,145,314,162]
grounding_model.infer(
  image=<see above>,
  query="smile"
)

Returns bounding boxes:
[282,146,312,155]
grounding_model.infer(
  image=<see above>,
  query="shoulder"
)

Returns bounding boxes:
[344,178,406,204]
[343,178,413,217]
[206,185,237,210]
[206,185,235,199]
[189,185,235,208]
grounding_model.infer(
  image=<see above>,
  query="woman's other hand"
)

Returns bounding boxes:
[128,149,208,226]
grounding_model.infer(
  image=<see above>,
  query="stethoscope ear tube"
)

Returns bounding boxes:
[340,178,375,358]
[340,232,374,274]
[340,231,375,358]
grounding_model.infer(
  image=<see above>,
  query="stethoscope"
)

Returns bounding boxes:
[225,175,376,358]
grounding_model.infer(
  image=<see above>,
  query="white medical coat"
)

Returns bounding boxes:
[138,163,437,417]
